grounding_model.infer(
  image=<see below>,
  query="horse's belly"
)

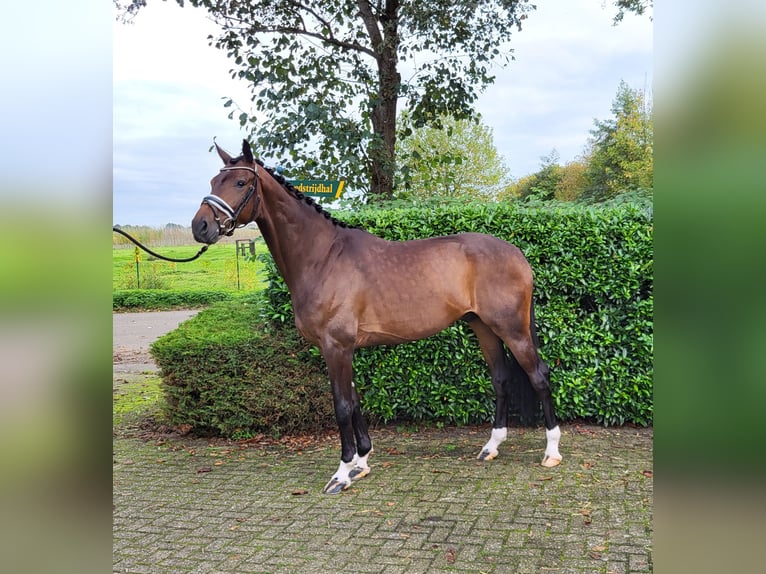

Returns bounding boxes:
[355,301,464,348]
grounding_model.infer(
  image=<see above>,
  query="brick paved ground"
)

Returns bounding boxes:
[114,421,652,573]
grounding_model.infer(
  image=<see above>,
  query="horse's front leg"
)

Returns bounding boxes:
[321,341,373,495]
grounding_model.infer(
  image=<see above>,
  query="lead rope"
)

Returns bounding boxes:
[112,226,209,262]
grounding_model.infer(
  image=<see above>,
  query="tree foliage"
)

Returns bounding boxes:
[585,80,653,200]
[612,0,653,24]
[395,114,510,201]
[499,80,653,204]
[118,0,535,199]
[554,157,590,202]
[499,149,561,202]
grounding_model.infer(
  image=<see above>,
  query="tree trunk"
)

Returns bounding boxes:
[359,0,400,200]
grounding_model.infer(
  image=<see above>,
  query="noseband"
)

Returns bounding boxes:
[201,164,261,237]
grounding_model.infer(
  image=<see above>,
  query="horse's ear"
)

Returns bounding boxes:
[242,139,254,164]
[214,141,232,165]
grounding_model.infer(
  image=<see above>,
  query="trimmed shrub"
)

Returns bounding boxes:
[263,201,653,427]
[150,296,334,437]
[113,289,235,311]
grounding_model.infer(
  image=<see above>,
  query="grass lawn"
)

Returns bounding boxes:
[113,374,164,429]
[113,239,269,292]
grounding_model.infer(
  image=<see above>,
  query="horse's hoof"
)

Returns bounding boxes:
[349,465,370,482]
[478,449,498,461]
[322,477,350,495]
[541,455,561,468]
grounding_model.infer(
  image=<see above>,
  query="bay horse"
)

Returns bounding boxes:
[192,140,562,494]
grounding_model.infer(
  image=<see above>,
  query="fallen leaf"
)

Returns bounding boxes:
[642,470,653,478]
[196,466,213,473]
[446,548,457,564]
[581,461,594,469]
[291,489,309,496]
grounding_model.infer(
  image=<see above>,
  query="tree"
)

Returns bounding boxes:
[585,80,653,200]
[117,0,535,199]
[499,149,562,202]
[395,114,510,201]
[554,156,590,202]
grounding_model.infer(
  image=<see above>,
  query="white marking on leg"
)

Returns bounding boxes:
[334,458,356,483]
[542,425,562,467]
[478,427,507,460]
[324,458,356,493]
[350,445,373,482]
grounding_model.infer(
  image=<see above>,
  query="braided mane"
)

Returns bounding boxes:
[231,155,354,229]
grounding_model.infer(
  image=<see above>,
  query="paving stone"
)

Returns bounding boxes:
[114,425,652,573]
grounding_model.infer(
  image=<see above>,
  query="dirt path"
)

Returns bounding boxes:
[113,310,198,373]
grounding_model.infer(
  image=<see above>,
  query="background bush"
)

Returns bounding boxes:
[154,201,652,437]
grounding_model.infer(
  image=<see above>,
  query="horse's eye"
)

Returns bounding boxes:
[236,180,246,188]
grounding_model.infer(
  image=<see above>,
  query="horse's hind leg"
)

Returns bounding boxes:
[500,329,562,467]
[468,318,513,461]
[482,297,562,468]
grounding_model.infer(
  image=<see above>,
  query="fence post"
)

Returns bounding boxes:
[134,246,141,289]
[235,239,256,290]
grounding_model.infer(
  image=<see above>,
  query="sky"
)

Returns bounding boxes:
[113,0,653,227]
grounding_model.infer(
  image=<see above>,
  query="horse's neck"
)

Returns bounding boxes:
[255,187,337,290]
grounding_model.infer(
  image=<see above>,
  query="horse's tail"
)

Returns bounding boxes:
[530,297,541,348]
[508,298,543,426]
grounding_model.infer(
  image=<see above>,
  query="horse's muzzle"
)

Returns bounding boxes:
[191,213,219,245]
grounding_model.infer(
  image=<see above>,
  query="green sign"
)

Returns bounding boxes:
[289,179,346,199]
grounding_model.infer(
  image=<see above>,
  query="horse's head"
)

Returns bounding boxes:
[191,139,261,244]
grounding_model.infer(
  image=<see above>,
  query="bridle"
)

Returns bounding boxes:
[200,163,261,237]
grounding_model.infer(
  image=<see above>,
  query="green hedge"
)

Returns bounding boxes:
[113,289,235,311]
[263,202,653,427]
[150,295,334,438]
[153,201,652,437]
